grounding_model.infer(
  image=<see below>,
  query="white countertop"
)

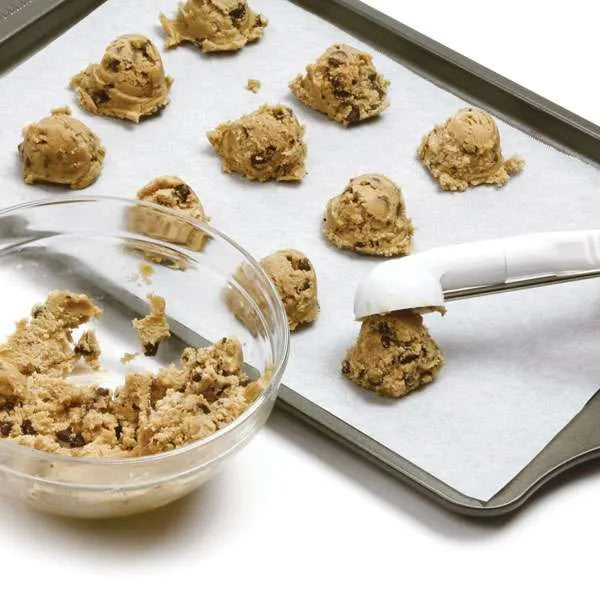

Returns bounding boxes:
[1,1,598,597]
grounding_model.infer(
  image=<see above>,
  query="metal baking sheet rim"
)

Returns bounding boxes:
[4,0,600,516]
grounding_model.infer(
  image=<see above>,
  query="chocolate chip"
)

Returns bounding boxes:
[0,421,12,437]
[199,403,211,415]
[399,353,418,364]
[381,335,393,348]
[74,343,93,356]
[174,183,191,200]
[250,145,276,169]
[92,88,111,104]
[341,360,350,375]
[192,372,202,382]
[96,387,110,397]
[368,73,377,82]
[21,419,36,435]
[0,398,16,411]
[229,4,246,20]
[143,342,159,357]
[328,57,341,67]
[296,258,311,271]
[115,423,122,440]
[56,426,86,448]
[333,88,351,100]
[141,43,153,61]
[354,241,365,248]
[297,280,311,292]
[345,105,360,125]
[105,57,120,71]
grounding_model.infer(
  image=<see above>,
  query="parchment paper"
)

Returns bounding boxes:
[1,0,600,500]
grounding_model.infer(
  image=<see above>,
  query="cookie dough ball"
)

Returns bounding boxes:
[289,44,389,126]
[207,104,307,182]
[70,34,173,123]
[342,311,443,398]
[418,107,524,191]
[160,0,267,53]
[18,107,105,189]
[324,174,413,256]
[261,250,318,332]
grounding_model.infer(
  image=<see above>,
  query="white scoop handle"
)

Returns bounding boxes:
[354,230,600,319]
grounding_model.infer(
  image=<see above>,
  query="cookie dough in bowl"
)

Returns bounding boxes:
[207,104,307,182]
[18,107,105,189]
[290,44,389,126]
[324,174,413,257]
[0,197,289,518]
[70,34,173,123]
[418,107,524,191]
[160,0,267,53]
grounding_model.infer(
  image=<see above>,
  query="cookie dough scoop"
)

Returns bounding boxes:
[290,44,389,126]
[354,231,600,319]
[207,104,307,182]
[324,174,413,256]
[160,0,267,53]
[418,107,524,191]
[18,107,105,189]
[70,34,173,123]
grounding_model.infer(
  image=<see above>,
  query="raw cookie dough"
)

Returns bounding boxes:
[0,290,102,376]
[132,293,171,356]
[70,34,173,123]
[289,44,389,126]
[260,250,318,331]
[18,107,105,189]
[342,310,444,398]
[160,0,267,53]
[246,78,261,93]
[324,174,413,256]
[207,104,307,182]
[74,330,101,370]
[418,107,524,191]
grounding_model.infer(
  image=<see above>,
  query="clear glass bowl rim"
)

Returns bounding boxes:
[0,195,290,466]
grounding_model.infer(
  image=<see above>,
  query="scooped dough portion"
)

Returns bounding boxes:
[70,34,173,123]
[260,250,318,331]
[18,107,105,189]
[132,294,171,356]
[289,44,389,126]
[160,0,267,53]
[343,310,444,398]
[207,104,306,182]
[324,174,413,256]
[0,290,102,377]
[134,175,210,251]
[418,107,524,191]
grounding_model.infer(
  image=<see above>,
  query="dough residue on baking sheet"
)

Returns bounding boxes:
[207,104,307,182]
[132,293,171,356]
[70,34,173,123]
[120,351,138,364]
[246,78,261,93]
[18,106,105,189]
[160,0,268,53]
[324,173,413,257]
[289,43,389,126]
[418,107,524,192]
[0,290,270,458]
[343,310,444,398]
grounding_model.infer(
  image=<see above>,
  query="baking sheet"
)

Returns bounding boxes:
[1,0,600,501]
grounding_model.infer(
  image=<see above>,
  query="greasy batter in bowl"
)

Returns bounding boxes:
[0,290,269,458]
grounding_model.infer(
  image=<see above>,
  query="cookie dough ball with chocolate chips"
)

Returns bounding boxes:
[70,34,173,123]
[418,107,524,192]
[261,250,318,332]
[160,0,267,53]
[18,107,105,189]
[342,311,444,399]
[207,104,307,182]
[289,44,389,126]
[324,174,413,256]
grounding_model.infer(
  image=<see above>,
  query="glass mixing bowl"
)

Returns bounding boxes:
[0,197,289,518]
